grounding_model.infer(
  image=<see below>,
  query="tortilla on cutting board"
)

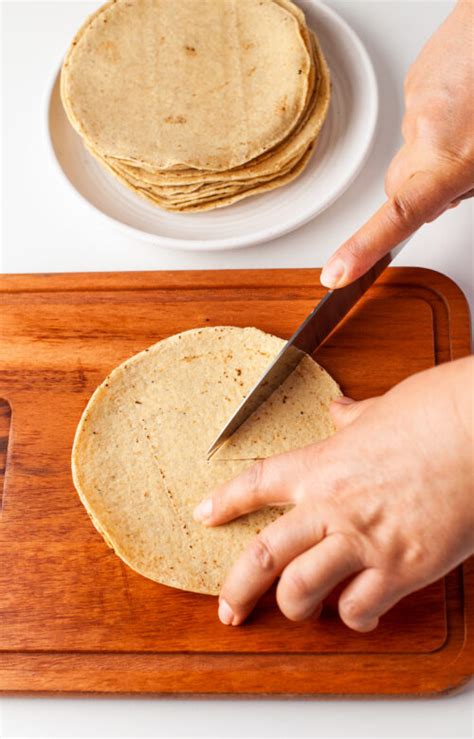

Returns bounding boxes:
[72,327,341,595]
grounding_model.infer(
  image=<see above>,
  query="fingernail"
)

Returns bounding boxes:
[218,598,235,626]
[193,498,213,522]
[321,257,345,288]
[333,396,355,405]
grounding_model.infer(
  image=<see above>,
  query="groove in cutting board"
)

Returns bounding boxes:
[0,399,11,509]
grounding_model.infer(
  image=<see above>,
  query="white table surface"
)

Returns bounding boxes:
[1,1,473,737]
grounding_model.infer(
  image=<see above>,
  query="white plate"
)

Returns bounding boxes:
[47,0,378,252]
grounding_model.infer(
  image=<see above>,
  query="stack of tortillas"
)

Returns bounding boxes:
[72,327,340,595]
[61,0,331,212]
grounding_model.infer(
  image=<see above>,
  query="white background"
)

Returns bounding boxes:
[1,1,473,737]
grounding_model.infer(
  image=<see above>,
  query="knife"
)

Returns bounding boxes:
[206,239,408,459]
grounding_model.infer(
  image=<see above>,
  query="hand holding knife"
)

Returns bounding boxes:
[207,239,408,458]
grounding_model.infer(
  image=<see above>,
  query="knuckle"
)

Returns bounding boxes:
[324,474,349,506]
[402,541,426,569]
[248,535,275,572]
[386,190,418,231]
[327,530,365,573]
[246,459,266,500]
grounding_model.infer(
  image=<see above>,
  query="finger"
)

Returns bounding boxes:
[193,447,313,525]
[426,204,450,222]
[320,169,463,288]
[217,504,326,625]
[425,185,473,221]
[338,568,409,632]
[426,186,474,220]
[276,533,363,621]
[449,188,474,208]
[329,396,377,430]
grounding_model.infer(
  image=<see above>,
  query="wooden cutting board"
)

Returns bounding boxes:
[0,267,472,695]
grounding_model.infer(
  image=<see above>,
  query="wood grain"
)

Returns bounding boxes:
[0,267,471,695]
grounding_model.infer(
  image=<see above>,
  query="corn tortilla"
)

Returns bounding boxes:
[72,327,341,595]
[61,0,311,171]
[60,0,331,211]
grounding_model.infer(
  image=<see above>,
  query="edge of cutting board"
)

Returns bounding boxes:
[0,267,472,695]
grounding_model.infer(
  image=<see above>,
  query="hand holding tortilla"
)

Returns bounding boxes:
[70,0,473,635]
[191,0,474,631]
[72,327,341,594]
[195,357,474,631]
[321,0,474,289]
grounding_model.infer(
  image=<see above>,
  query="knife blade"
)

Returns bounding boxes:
[206,240,408,458]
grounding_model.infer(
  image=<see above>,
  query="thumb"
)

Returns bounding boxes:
[321,168,464,289]
[330,396,376,429]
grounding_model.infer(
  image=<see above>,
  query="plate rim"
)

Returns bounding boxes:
[45,0,379,252]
